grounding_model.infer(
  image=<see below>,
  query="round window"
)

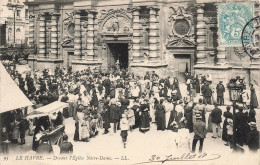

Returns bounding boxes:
[173,19,190,36]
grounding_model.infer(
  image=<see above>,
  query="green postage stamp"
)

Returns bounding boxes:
[218,2,254,47]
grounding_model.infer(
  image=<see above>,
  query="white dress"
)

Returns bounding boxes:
[164,102,173,127]
[178,128,190,151]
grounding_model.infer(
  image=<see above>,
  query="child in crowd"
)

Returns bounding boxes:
[170,120,179,148]
[178,117,191,152]
[120,114,129,148]
[0,127,10,154]
[81,120,90,142]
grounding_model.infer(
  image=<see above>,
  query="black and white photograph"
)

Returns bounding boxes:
[0,0,259,165]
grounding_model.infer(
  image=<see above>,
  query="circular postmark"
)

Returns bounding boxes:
[241,16,260,59]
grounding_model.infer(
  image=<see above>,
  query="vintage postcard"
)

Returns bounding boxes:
[0,0,259,165]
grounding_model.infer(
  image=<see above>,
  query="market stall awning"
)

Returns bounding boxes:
[27,101,68,119]
[0,63,33,113]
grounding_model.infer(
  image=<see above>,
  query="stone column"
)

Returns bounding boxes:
[148,6,159,61]
[93,12,99,60]
[215,4,227,65]
[50,13,60,59]
[196,4,207,65]
[255,2,260,48]
[74,11,82,57]
[86,10,95,60]
[132,7,141,62]
[29,14,35,47]
[38,13,46,58]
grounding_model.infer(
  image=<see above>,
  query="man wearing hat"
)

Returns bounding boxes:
[216,81,225,106]
[192,114,207,153]
[211,103,222,138]
[247,122,259,152]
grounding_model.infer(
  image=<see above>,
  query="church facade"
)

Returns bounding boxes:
[26,0,260,85]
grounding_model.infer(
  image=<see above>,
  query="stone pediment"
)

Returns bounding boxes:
[98,8,132,34]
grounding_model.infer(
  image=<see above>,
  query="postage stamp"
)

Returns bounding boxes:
[218,2,254,47]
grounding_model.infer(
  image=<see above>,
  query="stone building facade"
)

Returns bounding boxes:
[26,0,260,87]
[0,0,29,46]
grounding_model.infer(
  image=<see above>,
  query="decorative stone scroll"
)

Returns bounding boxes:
[62,11,75,46]
[167,6,195,48]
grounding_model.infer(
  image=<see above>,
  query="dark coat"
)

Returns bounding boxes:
[222,111,233,141]
[204,85,212,97]
[36,142,53,154]
[184,105,193,133]
[193,120,207,139]
[155,104,166,130]
[60,141,73,154]
[109,104,120,122]
[216,84,225,97]
[194,77,200,93]
[247,129,259,151]
[102,79,111,96]
[139,104,150,131]
[250,86,258,108]
[211,107,222,124]
[102,107,111,129]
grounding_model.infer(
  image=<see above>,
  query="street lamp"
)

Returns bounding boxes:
[227,79,242,152]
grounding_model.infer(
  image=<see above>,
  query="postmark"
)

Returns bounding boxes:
[241,16,260,59]
[218,2,254,47]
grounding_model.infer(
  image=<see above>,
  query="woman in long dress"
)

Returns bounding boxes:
[205,103,214,132]
[155,99,166,131]
[175,100,184,128]
[125,106,135,131]
[139,99,150,133]
[74,107,85,141]
[164,99,174,128]
[250,84,258,108]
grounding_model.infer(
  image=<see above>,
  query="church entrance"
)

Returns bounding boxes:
[107,43,128,69]
[174,54,191,83]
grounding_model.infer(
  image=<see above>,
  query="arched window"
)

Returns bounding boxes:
[143,28,149,47]
[207,27,217,49]
[16,28,21,33]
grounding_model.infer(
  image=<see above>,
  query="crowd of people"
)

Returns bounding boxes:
[0,63,259,154]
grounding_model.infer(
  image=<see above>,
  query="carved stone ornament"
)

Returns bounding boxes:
[234,47,247,59]
[62,11,75,46]
[167,6,195,48]
[98,8,132,33]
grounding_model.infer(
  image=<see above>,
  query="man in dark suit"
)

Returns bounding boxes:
[36,139,53,154]
[211,103,222,138]
[192,114,207,153]
[236,106,248,146]
[216,81,225,105]
[60,135,73,154]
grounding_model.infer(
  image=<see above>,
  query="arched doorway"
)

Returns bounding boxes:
[98,8,133,70]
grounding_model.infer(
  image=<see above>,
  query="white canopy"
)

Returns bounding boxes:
[27,101,68,119]
[0,63,33,113]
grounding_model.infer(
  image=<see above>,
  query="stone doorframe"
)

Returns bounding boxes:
[99,33,133,70]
